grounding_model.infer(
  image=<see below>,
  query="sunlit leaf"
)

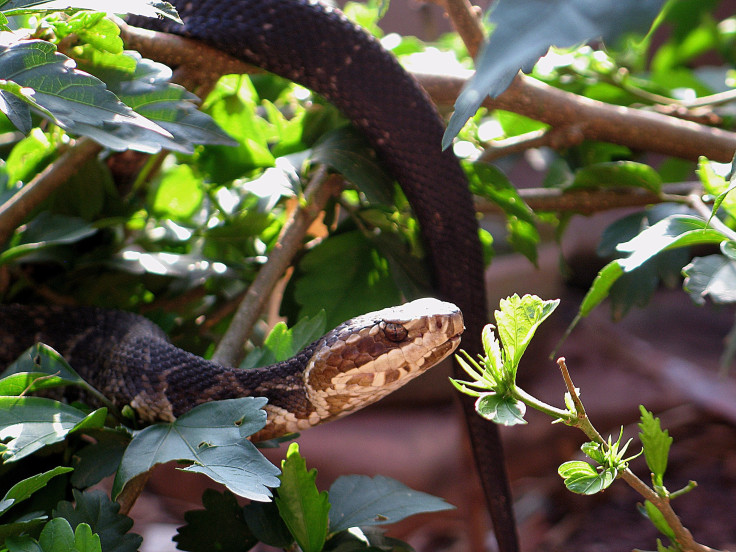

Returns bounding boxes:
[275,443,329,552]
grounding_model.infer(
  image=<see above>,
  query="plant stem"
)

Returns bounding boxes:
[512,385,570,421]
[553,358,718,552]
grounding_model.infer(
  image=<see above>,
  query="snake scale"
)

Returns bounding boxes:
[1,1,518,550]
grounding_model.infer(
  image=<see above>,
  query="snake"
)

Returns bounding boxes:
[1,1,519,550]
[0,298,463,442]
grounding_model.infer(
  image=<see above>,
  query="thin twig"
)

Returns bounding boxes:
[0,137,102,246]
[440,0,484,58]
[556,357,716,552]
[211,169,341,366]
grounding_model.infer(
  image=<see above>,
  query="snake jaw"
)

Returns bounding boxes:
[301,298,463,428]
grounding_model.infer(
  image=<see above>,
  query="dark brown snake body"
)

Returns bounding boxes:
[1,1,518,549]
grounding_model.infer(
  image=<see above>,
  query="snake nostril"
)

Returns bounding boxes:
[384,322,408,342]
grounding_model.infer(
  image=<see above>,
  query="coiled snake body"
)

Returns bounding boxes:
[2,1,518,549]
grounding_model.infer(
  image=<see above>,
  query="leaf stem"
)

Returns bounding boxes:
[511,385,570,421]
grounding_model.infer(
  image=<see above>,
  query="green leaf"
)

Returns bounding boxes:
[0,212,97,264]
[5,129,54,184]
[0,38,172,152]
[53,490,141,552]
[71,434,129,489]
[558,460,617,494]
[293,230,400,330]
[150,164,203,220]
[465,163,539,264]
[1,343,86,387]
[93,53,236,153]
[328,475,454,533]
[72,523,101,552]
[275,443,329,552]
[475,393,527,425]
[242,311,326,369]
[112,398,279,502]
[174,489,257,552]
[698,158,736,221]
[615,215,724,272]
[683,254,736,305]
[0,398,106,462]
[494,293,559,375]
[578,260,624,316]
[642,500,677,540]
[638,406,673,486]
[0,466,73,517]
[6,534,42,552]
[38,518,75,552]
[0,0,181,21]
[571,161,662,193]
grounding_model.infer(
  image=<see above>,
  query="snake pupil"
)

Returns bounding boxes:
[384,322,408,342]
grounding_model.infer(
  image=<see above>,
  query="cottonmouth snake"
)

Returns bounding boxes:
[1,1,518,549]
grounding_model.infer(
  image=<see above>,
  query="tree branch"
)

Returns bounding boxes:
[474,182,699,216]
[211,169,341,366]
[419,72,736,163]
[0,137,102,246]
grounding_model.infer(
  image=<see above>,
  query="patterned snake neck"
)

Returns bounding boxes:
[0,298,463,440]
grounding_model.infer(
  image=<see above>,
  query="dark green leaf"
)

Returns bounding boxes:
[558,461,616,494]
[275,443,329,552]
[53,490,141,552]
[0,467,73,517]
[71,435,129,489]
[243,500,293,548]
[0,39,173,151]
[0,212,97,264]
[311,126,394,205]
[174,489,257,552]
[328,475,453,533]
[0,398,106,462]
[293,230,400,330]
[0,515,47,543]
[475,393,527,425]
[6,534,42,552]
[112,398,279,502]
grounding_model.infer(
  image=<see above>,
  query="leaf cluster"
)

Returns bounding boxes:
[175,443,454,552]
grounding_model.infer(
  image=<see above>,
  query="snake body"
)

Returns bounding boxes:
[2,2,519,549]
[0,298,463,441]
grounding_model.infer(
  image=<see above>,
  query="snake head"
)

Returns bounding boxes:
[302,298,464,425]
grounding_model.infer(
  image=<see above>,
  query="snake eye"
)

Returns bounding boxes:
[384,322,408,342]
